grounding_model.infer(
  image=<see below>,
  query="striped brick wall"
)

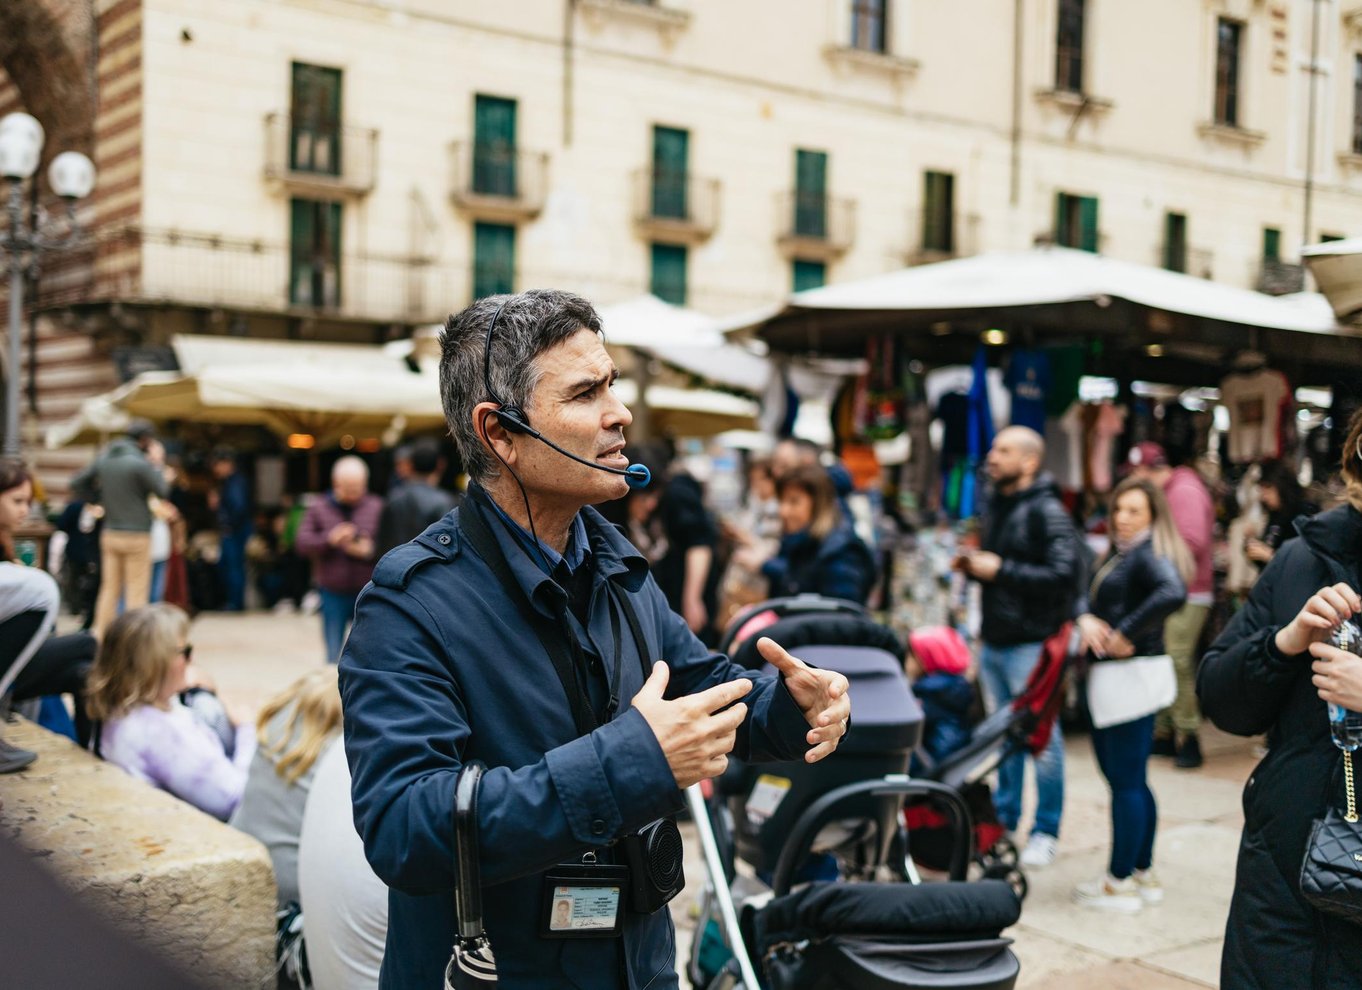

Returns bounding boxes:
[91,0,143,300]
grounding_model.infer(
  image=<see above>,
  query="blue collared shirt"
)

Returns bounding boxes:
[484,492,589,576]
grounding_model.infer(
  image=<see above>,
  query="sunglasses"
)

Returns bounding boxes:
[178,644,193,662]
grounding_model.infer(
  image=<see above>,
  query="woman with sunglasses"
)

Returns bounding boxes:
[85,604,254,820]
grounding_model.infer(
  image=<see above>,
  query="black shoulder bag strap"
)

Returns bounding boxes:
[459,498,597,738]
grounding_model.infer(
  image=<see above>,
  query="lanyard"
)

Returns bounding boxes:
[459,490,650,737]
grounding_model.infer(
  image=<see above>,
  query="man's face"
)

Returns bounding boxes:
[333,471,368,505]
[985,434,1030,487]
[211,460,232,480]
[515,329,633,506]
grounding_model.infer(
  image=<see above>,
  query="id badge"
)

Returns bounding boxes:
[539,857,629,939]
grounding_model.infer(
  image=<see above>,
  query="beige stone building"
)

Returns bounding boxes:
[4,0,1362,494]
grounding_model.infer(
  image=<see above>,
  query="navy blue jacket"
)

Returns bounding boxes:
[339,493,809,989]
[1078,538,1187,657]
[913,672,974,765]
[761,525,875,604]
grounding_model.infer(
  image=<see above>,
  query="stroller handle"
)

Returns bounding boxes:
[770,776,973,897]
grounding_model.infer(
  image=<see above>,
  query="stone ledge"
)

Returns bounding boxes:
[0,719,276,988]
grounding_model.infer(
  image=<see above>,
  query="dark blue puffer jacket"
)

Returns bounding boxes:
[761,524,876,604]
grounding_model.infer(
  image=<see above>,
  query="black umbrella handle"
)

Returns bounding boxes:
[454,761,486,940]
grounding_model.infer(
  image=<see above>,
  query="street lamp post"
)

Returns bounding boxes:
[0,112,95,458]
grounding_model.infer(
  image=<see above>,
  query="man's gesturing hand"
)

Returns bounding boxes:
[631,662,751,790]
[757,637,851,764]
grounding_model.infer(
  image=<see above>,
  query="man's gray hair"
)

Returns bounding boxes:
[439,289,604,483]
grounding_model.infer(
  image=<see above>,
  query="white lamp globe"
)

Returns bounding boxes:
[48,151,95,200]
[0,112,45,181]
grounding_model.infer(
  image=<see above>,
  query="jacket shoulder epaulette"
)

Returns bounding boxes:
[371,514,462,591]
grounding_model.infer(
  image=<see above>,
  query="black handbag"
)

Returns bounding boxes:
[444,762,498,988]
[1300,749,1362,925]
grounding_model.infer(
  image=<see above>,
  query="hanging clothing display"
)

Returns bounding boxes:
[1083,401,1127,493]
[860,334,908,440]
[1004,348,1051,434]
[1219,366,1292,464]
[1042,402,1086,492]
[1043,345,1085,417]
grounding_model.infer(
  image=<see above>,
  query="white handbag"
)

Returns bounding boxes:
[1085,654,1176,730]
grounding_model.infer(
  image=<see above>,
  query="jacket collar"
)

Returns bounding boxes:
[1296,504,1362,583]
[462,486,649,617]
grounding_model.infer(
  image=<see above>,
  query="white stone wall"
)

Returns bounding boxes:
[133,0,1362,320]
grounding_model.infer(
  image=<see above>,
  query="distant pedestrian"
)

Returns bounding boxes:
[957,426,1081,870]
[375,438,458,554]
[296,458,382,662]
[72,421,170,637]
[1128,441,1215,769]
[209,448,252,612]
[1072,477,1189,913]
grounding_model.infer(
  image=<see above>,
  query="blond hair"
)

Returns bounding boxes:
[1343,408,1362,513]
[255,666,343,785]
[86,604,190,722]
[1110,476,1195,584]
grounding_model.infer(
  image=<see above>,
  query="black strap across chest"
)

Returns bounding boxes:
[458,494,652,739]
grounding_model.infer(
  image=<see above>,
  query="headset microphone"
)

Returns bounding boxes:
[492,408,651,489]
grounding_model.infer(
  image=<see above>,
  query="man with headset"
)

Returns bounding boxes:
[339,289,851,989]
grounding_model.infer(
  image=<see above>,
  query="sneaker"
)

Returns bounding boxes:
[1073,874,1143,913]
[1132,868,1164,904]
[0,737,37,774]
[1151,733,1176,758]
[1175,733,1203,769]
[1020,833,1058,869]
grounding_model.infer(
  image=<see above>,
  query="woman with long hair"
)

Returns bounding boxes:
[1199,409,1362,988]
[230,666,343,908]
[1245,458,1316,568]
[1072,476,1189,913]
[760,464,875,604]
[86,604,254,820]
[0,460,98,749]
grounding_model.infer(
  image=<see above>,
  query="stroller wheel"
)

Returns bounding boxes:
[987,837,1020,870]
[982,861,1028,901]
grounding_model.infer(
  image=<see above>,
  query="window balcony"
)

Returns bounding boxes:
[263,113,378,198]
[632,168,721,244]
[1256,259,1306,296]
[449,142,549,222]
[775,192,855,260]
[905,211,980,265]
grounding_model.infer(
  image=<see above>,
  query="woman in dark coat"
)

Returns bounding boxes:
[761,464,875,604]
[1072,476,1189,913]
[1199,408,1362,990]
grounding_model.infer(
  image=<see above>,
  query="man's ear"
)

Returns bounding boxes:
[472,401,517,467]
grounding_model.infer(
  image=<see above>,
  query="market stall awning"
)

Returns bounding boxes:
[47,334,755,448]
[1302,238,1362,321]
[733,247,1357,386]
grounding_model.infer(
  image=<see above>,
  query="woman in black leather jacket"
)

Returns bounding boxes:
[1072,476,1189,913]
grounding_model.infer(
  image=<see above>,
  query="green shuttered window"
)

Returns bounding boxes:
[651,243,687,305]
[473,95,518,197]
[289,199,343,308]
[473,223,516,300]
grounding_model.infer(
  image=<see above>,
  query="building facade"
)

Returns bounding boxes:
[3,0,1362,494]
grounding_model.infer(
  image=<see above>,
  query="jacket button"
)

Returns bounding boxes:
[437,534,451,545]
[590,819,607,836]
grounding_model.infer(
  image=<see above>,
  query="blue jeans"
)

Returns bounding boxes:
[150,560,167,603]
[218,531,250,611]
[319,589,359,664]
[1090,713,1157,879]
[979,640,1065,839]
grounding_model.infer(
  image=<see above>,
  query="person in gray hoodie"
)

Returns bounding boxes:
[72,422,170,636]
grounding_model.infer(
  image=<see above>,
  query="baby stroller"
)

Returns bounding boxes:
[686,596,1023,989]
[902,623,1074,898]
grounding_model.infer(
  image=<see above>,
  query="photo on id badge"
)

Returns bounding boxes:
[550,886,617,932]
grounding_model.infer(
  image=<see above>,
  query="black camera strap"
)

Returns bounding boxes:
[459,492,651,738]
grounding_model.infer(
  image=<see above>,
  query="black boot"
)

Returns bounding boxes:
[1174,733,1203,769]
[0,736,37,774]
[1151,732,1176,758]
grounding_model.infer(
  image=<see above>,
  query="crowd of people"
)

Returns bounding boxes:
[3,303,1362,988]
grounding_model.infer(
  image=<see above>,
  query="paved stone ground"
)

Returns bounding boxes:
[177,608,1252,988]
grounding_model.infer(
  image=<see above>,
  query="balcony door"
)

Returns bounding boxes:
[290,198,342,308]
[794,149,828,238]
[474,95,518,197]
[651,126,690,220]
[290,62,342,176]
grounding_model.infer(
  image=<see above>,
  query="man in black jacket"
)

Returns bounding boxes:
[375,438,460,554]
[955,426,1080,869]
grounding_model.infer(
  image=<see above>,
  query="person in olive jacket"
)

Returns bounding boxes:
[1198,409,1362,990]
[1072,477,1189,913]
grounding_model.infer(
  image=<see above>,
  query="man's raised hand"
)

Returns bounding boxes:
[756,637,851,764]
[631,662,751,790]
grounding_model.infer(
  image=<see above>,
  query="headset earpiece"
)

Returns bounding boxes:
[494,406,533,436]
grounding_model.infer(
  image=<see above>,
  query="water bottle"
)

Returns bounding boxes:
[1328,619,1362,752]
